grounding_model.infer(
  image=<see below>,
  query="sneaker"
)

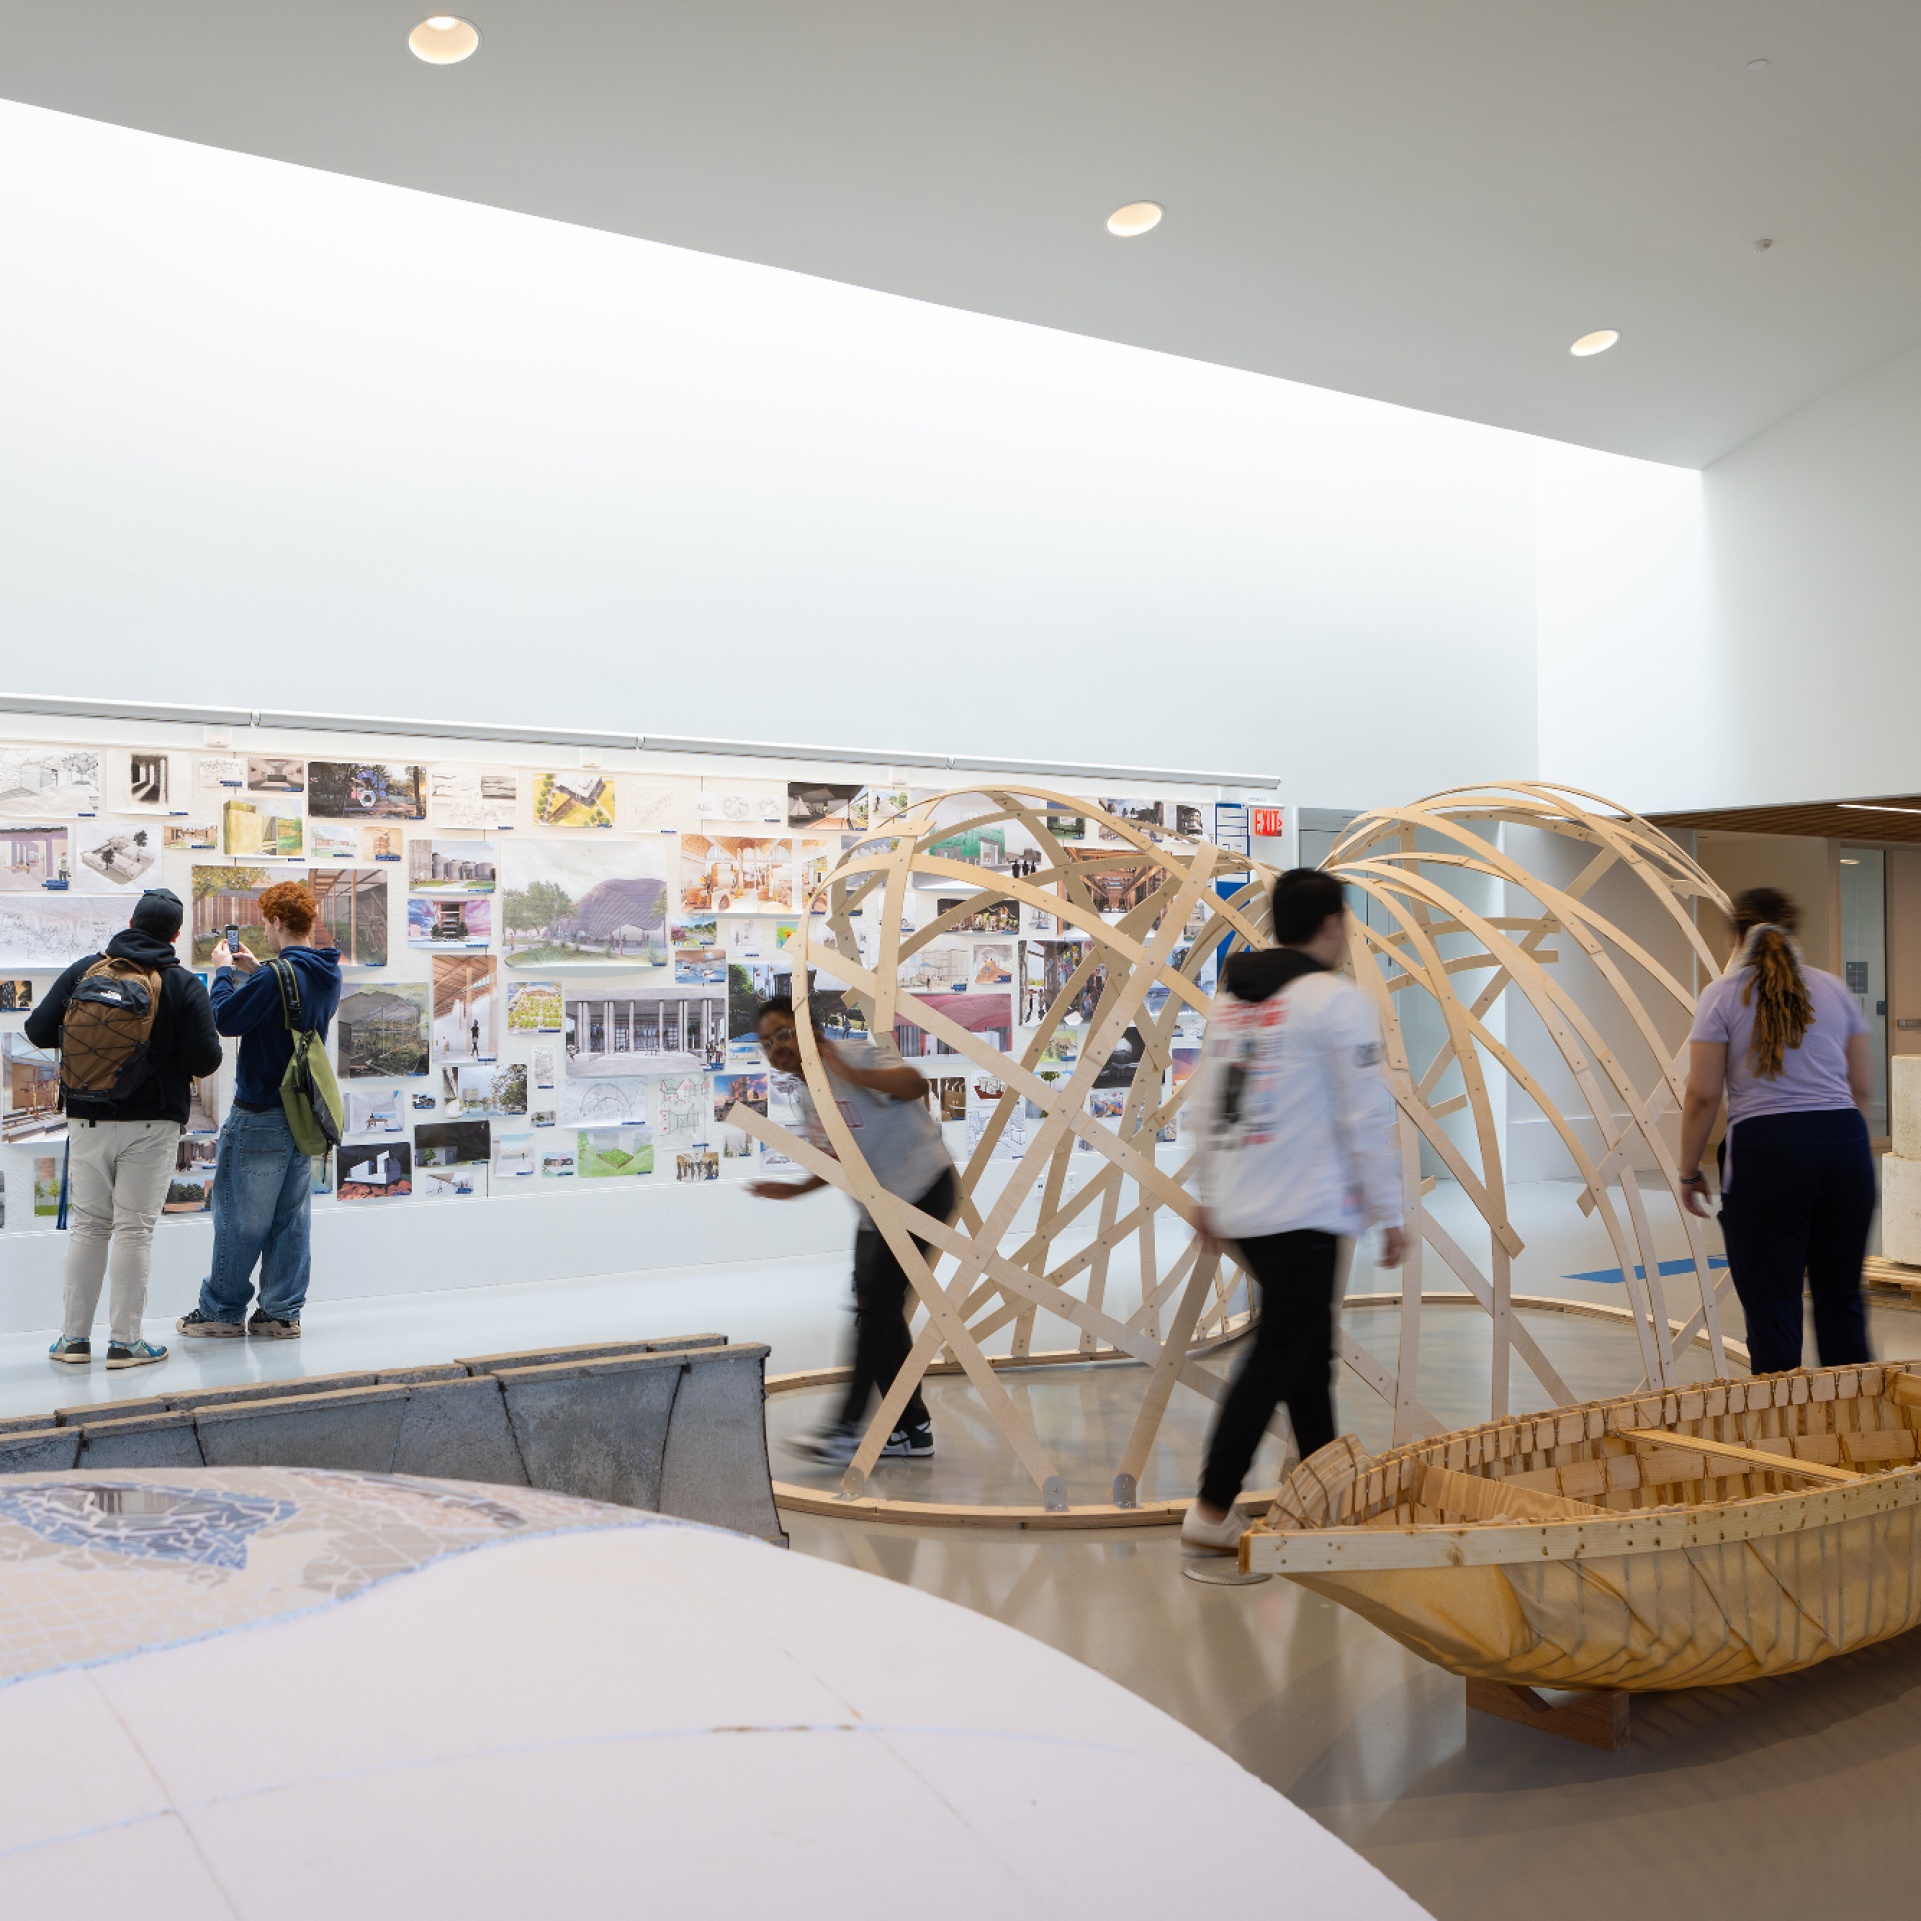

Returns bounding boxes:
[1180,1500,1248,1554]
[106,1339,168,1371]
[786,1423,861,1465]
[175,1309,246,1339]
[248,1313,301,1340]
[48,1336,91,1366]
[880,1422,935,1459]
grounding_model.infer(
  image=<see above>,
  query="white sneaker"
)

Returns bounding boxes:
[1181,1501,1247,1554]
[787,1424,860,1465]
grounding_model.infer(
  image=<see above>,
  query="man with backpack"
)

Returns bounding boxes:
[25,887,222,1370]
[177,879,342,1342]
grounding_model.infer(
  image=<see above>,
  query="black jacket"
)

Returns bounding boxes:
[24,928,224,1125]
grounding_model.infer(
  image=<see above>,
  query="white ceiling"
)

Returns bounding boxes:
[3,0,1918,467]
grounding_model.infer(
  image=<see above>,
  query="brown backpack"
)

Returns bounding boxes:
[59,957,163,1101]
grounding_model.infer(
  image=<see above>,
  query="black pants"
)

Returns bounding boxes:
[837,1167,957,1432]
[1198,1227,1340,1511]
[1717,1108,1875,1375]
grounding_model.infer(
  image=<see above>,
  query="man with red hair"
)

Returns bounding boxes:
[178,879,341,1341]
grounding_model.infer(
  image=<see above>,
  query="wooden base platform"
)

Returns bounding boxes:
[1466,1678,1630,1751]
[1865,1256,1921,1303]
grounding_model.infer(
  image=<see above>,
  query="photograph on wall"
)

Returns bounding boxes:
[75,822,160,890]
[338,1141,412,1200]
[499,839,671,969]
[429,764,518,831]
[564,986,724,1076]
[712,1071,768,1121]
[934,895,1019,936]
[681,835,793,915]
[894,990,1013,1059]
[307,822,360,861]
[0,747,99,817]
[307,761,426,820]
[619,776,696,833]
[674,1146,720,1183]
[308,868,389,967]
[672,918,725,984]
[578,1125,653,1179]
[532,771,615,830]
[442,1060,529,1117]
[416,1120,491,1167]
[344,1085,406,1135]
[787,782,862,830]
[195,755,246,795]
[695,786,782,828]
[0,824,69,892]
[163,1137,219,1213]
[408,839,496,893]
[540,1142,577,1178]
[4,1032,63,1142]
[0,978,33,1011]
[164,821,218,853]
[128,751,170,809]
[220,799,302,860]
[558,1074,649,1126]
[0,895,131,970]
[431,953,498,1064]
[33,1155,60,1217]
[407,896,491,950]
[246,756,305,795]
[507,979,562,1032]
[335,982,430,1079]
[494,1132,535,1179]
[361,825,405,863]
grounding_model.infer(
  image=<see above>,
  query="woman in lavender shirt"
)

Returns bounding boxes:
[1678,887,1875,1374]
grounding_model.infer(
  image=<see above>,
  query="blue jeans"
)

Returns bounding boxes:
[199,1106,313,1324]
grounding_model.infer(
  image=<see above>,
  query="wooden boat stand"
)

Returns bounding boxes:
[1466,1678,1631,1751]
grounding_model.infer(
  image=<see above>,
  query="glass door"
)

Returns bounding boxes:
[1840,848,1888,1138]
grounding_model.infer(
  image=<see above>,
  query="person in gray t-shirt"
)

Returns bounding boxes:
[751,995,957,1467]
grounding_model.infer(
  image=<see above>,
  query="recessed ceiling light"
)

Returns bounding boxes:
[1106,202,1163,238]
[1747,57,1770,71]
[1570,330,1619,357]
[409,15,479,63]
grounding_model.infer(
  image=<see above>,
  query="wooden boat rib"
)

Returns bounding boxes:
[1243,1360,1921,1691]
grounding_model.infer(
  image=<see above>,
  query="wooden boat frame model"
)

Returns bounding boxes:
[1244,1360,1921,1694]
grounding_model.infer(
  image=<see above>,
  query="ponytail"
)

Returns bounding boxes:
[1729,886,1813,1080]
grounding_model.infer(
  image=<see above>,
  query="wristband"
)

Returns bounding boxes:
[1680,1170,1705,1183]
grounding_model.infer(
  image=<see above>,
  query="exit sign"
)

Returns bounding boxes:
[1251,807,1285,839]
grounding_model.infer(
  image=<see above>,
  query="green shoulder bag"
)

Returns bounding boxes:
[269,959,344,1158]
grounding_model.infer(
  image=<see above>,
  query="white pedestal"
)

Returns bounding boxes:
[1882,1151,1921,1266]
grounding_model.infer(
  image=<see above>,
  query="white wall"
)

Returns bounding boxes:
[0,99,1539,802]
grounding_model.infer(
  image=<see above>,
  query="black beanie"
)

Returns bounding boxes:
[130,887,184,939]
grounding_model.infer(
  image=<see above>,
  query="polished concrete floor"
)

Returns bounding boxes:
[3,1177,1918,1918]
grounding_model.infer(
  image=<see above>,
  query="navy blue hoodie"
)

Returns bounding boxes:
[211,945,343,1108]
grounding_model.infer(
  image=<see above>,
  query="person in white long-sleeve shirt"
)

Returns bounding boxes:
[1181,869,1406,1553]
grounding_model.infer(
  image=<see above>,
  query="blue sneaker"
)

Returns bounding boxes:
[48,1336,91,1366]
[106,1339,168,1371]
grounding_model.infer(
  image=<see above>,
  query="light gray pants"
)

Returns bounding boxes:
[63,1118,181,1345]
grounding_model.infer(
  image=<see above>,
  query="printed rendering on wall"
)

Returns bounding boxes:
[335,983,430,1079]
[220,800,302,861]
[408,840,496,893]
[128,752,169,808]
[787,782,862,829]
[672,919,725,984]
[562,988,725,1076]
[0,747,100,817]
[711,1072,768,1120]
[506,979,561,1032]
[307,822,360,861]
[558,1075,649,1127]
[1096,798,1165,838]
[431,953,498,1064]
[0,825,69,892]
[935,896,1020,936]
[499,840,670,968]
[4,1032,63,1142]
[164,1137,218,1213]
[894,990,1014,1059]
[419,1159,485,1200]
[494,1132,535,1179]
[246,757,304,795]
[0,979,33,1011]
[361,825,405,863]
[429,764,517,830]
[680,835,793,914]
[407,896,492,950]
[971,942,1014,987]
[344,1086,406,1134]
[185,1074,220,1136]
[540,1142,577,1178]
[694,787,782,827]
[443,1061,529,1118]
[76,822,159,890]
[416,1120,491,1167]
[532,771,615,830]
[578,1125,653,1178]
[675,1147,720,1182]
[621,777,696,832]
[338,1142,412,1200]
[306,762,427,820]
[0,894,129,969]
[849,785,911,831]
[195,756,245,794]
[1067,847,1166,916]
[163,822,217,852]
[309,868,390,967]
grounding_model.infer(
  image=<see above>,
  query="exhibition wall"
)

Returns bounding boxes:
[0,705,1263,1329]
